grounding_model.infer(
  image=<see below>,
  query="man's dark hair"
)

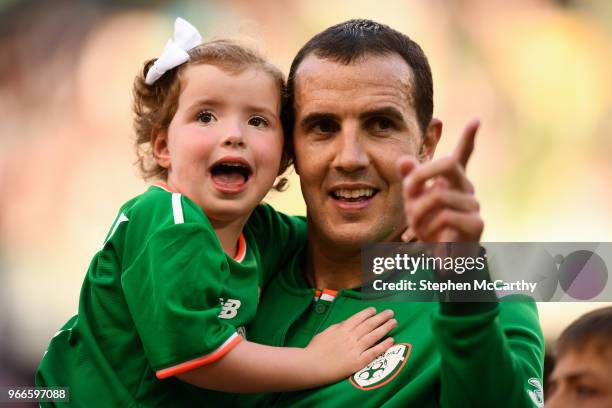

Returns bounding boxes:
[284,19,433,161]
[556,306,612,357]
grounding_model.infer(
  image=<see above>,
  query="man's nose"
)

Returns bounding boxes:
[332,129,369,172]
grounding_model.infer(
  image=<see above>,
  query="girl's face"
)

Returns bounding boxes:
[154,64,283,224]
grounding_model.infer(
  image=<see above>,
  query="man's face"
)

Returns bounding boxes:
[292,53,438,248]
[546,344,612,408]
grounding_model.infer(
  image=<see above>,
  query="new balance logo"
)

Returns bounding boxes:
[219,298,241,319]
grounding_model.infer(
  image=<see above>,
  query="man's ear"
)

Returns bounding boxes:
[152,129,171,169]
[419,118,442,162]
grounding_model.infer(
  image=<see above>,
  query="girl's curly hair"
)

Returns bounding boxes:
[132,39,290,191]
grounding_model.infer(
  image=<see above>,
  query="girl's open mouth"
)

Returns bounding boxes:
[210,159,253,194]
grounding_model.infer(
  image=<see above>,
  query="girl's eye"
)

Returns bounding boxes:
[248,116,269,128]
[197,111,216,124]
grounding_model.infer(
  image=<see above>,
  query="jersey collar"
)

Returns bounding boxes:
[151,182,247,263]
[277,243,429,301]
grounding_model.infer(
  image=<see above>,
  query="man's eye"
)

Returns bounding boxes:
[369,117,395,132]
[197,111,216,124]
[576,384,599,398]
[312,119,339,134]
[248,116,269,128]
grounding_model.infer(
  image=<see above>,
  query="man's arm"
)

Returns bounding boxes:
[399,118,544,407]
[434,299,544,408]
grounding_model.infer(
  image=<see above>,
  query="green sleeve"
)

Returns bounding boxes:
[121,221,238,376]
[246,204,307,285]
[433,299,544,408]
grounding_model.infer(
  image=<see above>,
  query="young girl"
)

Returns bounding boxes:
[36,18,396,406]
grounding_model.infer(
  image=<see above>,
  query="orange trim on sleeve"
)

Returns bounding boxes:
[155,333,243,379]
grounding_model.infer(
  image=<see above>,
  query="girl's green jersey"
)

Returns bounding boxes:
[36,185,305,407]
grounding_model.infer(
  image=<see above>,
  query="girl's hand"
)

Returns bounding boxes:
[305,307,396,383]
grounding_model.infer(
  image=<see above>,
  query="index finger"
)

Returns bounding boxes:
[453,118,480,169]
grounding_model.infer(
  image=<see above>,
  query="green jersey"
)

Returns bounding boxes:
[234,247,545,408]
[36,185,305,407]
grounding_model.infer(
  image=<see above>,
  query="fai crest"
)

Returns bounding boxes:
[350,343,412,390]
[527,377,544,408]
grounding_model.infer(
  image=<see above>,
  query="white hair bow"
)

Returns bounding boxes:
[144,17,203,85]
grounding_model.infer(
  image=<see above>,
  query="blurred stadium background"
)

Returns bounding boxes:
[1,0,611,392]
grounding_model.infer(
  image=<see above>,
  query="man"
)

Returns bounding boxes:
[546,306,612,408]
[236,19,544,407]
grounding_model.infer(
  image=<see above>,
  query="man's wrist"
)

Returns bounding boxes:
[438,246,499,315]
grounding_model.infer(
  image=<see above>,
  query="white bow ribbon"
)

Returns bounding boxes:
[145,17,203,85]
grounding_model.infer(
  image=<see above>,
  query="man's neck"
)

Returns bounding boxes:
[305,223,407,290]
[306,239,363,290]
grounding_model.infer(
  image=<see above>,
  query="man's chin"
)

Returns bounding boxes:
[318,225,397,249]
